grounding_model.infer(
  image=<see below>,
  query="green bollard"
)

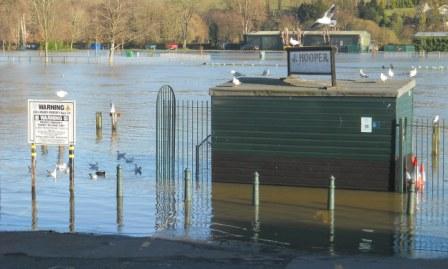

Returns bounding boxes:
[327,175,335,211]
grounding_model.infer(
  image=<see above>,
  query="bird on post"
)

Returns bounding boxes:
[289,37,300,47]
[110,103,116,115]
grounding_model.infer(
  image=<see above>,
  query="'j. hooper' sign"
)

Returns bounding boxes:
[287,46,336,86]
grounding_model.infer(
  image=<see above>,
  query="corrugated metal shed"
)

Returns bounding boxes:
[210,77,414,191]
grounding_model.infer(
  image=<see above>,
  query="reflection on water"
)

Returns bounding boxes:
[0,52,447,258]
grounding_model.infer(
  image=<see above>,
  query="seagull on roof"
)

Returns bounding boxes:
[360,69,368,78]
[230,70,244,77]
[388,67,394,78]
[289,37,300,46]
[56,90,68,98]
[409,67,417,78]
[311,4,336,28]
[262,69,270,76]
[232,76,241,86]
[380,73,388,82]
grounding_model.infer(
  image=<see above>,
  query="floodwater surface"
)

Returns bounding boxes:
[0,51,448,258]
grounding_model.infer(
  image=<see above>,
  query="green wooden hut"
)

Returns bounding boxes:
[210,77,415,192]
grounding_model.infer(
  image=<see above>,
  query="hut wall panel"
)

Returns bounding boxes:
[212,96,397,191]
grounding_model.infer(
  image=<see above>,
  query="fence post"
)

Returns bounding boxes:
[432,115,440,169]
[184,168,192,228]
[327,175,335,210]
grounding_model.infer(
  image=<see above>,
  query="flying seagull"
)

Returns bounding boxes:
[359,69,368,78]
[311,4,336,28]
[89,162,99,171]
[56,90,68,98]
[409,67,417,78]
[380,73,388,82]
[117,151,126,160]
[232,76,241,86]
[134,164,142,176]
[47,167,57,179]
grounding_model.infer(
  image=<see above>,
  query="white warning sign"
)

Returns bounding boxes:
[28,100,76,145]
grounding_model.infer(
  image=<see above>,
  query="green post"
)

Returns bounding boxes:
[253,171,259,206]
[407,180,416,216]
[327,175,335,211]
[116,165,123,198]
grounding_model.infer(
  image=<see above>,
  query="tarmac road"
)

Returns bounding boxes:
[0,231,447,269]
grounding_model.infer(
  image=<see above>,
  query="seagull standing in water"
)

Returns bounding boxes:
[359,69,368,78]
[380,73,388,82]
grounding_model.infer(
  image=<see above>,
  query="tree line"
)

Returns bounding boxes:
[1,0,447,62]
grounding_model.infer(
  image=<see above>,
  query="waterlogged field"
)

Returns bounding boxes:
[0,50,448,257]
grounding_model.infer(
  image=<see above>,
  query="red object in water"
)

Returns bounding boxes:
[166,42,178,50]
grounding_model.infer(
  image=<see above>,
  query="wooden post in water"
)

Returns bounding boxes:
[327,175,335,211]
[96,112,102,139]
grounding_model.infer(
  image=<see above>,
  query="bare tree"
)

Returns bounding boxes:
[172,0,198,49]
[226,0,266,38]
[32,0,56,63]
[98,0,130,64]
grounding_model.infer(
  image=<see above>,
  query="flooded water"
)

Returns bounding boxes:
[0,51,448,258]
